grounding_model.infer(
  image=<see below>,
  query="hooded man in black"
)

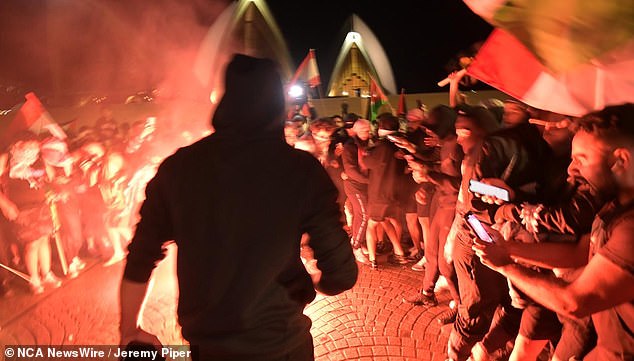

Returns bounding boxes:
[119,54,358,360]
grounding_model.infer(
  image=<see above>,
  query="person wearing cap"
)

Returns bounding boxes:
[119,54,358,360]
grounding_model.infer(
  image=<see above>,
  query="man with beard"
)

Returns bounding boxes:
[474,104,634,360]
[476,114,604,360]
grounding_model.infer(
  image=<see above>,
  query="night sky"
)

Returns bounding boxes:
[0,0,492,107]
[268,0,493,94]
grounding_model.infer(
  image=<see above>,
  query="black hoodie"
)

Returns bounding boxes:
[124,55,357,358]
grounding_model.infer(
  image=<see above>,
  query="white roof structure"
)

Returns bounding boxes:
[327,14,397,97]
[194,0,293,97]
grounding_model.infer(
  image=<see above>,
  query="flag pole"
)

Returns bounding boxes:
[48,196,69,276]
[398,88,407,117]
[0,262,31,282]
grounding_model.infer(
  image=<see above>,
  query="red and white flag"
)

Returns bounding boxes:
[290,49,321,88]
[4,92,67,141]
[467,29,634,116]
[463,0,634,74]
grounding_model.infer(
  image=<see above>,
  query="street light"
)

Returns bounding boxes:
[288,84,304,99]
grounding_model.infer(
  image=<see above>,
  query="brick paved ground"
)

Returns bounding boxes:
[0,245,452,360]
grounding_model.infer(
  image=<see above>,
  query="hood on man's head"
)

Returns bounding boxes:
[212,54,285,135]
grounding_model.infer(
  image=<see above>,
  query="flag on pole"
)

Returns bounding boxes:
[397,88,407,116]
[463,0,634,73]
[0,92,66,148]
[467,29,634,116]
[290,49,321,88]
[368,76,391,121]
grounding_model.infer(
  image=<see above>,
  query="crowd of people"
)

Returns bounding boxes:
[0,107,199,295]
[284,91,633,360]
[1,62,632,360]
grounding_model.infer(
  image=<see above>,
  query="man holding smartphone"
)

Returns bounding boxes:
[446,104,553,360]
[474,104,634,360]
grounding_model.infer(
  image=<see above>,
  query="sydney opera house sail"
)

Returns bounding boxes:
[327,15,397,97]
[194,0,293,91]
[195,4,396,102]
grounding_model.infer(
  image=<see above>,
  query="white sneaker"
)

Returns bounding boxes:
[30,278,44,294]
[67,262,80,279]
[353,248,370,264]
[470,342,494,361]
[104,253,126,267]
[411,256,427,271]
[67,257,85,278]
[70,257,86,271]
[41,272,62,288]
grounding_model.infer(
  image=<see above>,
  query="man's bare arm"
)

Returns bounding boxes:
[475,228,634,319]
[506,234,590,269]
[119,278,161,347]
[497,253,634,318]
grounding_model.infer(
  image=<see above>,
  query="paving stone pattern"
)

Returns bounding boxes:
[0,248,451,360]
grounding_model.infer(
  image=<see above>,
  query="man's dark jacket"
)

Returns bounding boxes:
[123,55,357,359]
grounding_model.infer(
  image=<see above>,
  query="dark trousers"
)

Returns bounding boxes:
[448,225,510,361]
[423,206,460,303]
[343,181,368,249]
[480,304,522,356]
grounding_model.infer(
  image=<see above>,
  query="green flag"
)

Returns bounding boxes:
[368,76,391,122]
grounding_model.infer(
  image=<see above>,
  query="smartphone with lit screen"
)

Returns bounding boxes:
[468,180,510,202]
[464,212,494,243]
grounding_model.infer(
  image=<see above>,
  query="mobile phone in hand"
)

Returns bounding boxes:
[468,180,510,202]
[386,134,405,143]
[464,212,494,243]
